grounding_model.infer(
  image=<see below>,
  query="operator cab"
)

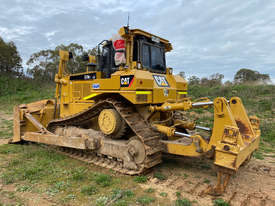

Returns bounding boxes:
[85,27,172,78]
[133,35,166,74]
[96,40,118,78]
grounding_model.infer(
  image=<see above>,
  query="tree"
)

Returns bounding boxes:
[0,36,22,76]
[27,43,91,82]
[188,75,200,85]
[200,73,224,87]
[224,80,233,86]
[234,68,271,84]
[200,77,209,86]
[208,73,224,86]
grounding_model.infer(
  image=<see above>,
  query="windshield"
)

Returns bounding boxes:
[142,43,165,73]
[151,46,164,71]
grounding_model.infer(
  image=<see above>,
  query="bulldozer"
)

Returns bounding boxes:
[11,26,261,195]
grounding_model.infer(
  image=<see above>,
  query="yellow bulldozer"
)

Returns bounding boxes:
[11,26,260,195]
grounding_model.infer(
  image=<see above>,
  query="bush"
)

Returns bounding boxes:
[71,167,86,181]
[145,188,155,193]
[261,123,275,146]
[136,196,155,205]
[133,176,147,183]
[153,172,167,180]
[81,185,97,195]
[0,75,54,111]
[175,198,191,206]
[95,173,112,187]
[114,200,128,206]
[213,198,230,206]
[159,192,167,197]
[123,189,134,197]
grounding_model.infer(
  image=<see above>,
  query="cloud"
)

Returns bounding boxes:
[0,0,274,82]
[0,26,34,41]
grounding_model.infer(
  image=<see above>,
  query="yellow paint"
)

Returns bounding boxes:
[98,109,118,135]
[136,91,152,94]
[163,141,202,157]
[88,55,96,64]
[209,97,261,170]
[149,99,192,112]
[162,134,208,157]
[83,93,98,100]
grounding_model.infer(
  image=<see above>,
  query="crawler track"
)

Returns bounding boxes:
[48,98,162,175]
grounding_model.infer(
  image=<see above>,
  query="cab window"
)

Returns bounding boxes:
[151,46,164,71]
[142,43,165,73]
[142,44,150,67]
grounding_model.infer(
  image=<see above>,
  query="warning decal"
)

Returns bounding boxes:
[153,75,169,87]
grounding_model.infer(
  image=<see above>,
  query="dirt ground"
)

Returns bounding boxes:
[143,155,275,206]
[0,183,55,206]
[0,111,274,206]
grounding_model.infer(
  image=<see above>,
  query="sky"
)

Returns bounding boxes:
[1,0,275,82]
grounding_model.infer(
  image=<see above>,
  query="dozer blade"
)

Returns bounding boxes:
[11,105,21,143]
[11,99,56,143]
[10,99,99,149]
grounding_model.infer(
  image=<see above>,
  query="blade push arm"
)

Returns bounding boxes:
[149,99,213,112]
[152,124,209,154]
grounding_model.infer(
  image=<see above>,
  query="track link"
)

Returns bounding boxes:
[48,98,162,175]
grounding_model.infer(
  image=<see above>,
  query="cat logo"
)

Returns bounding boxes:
[120,75,134,87]
[153,75,169,87]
